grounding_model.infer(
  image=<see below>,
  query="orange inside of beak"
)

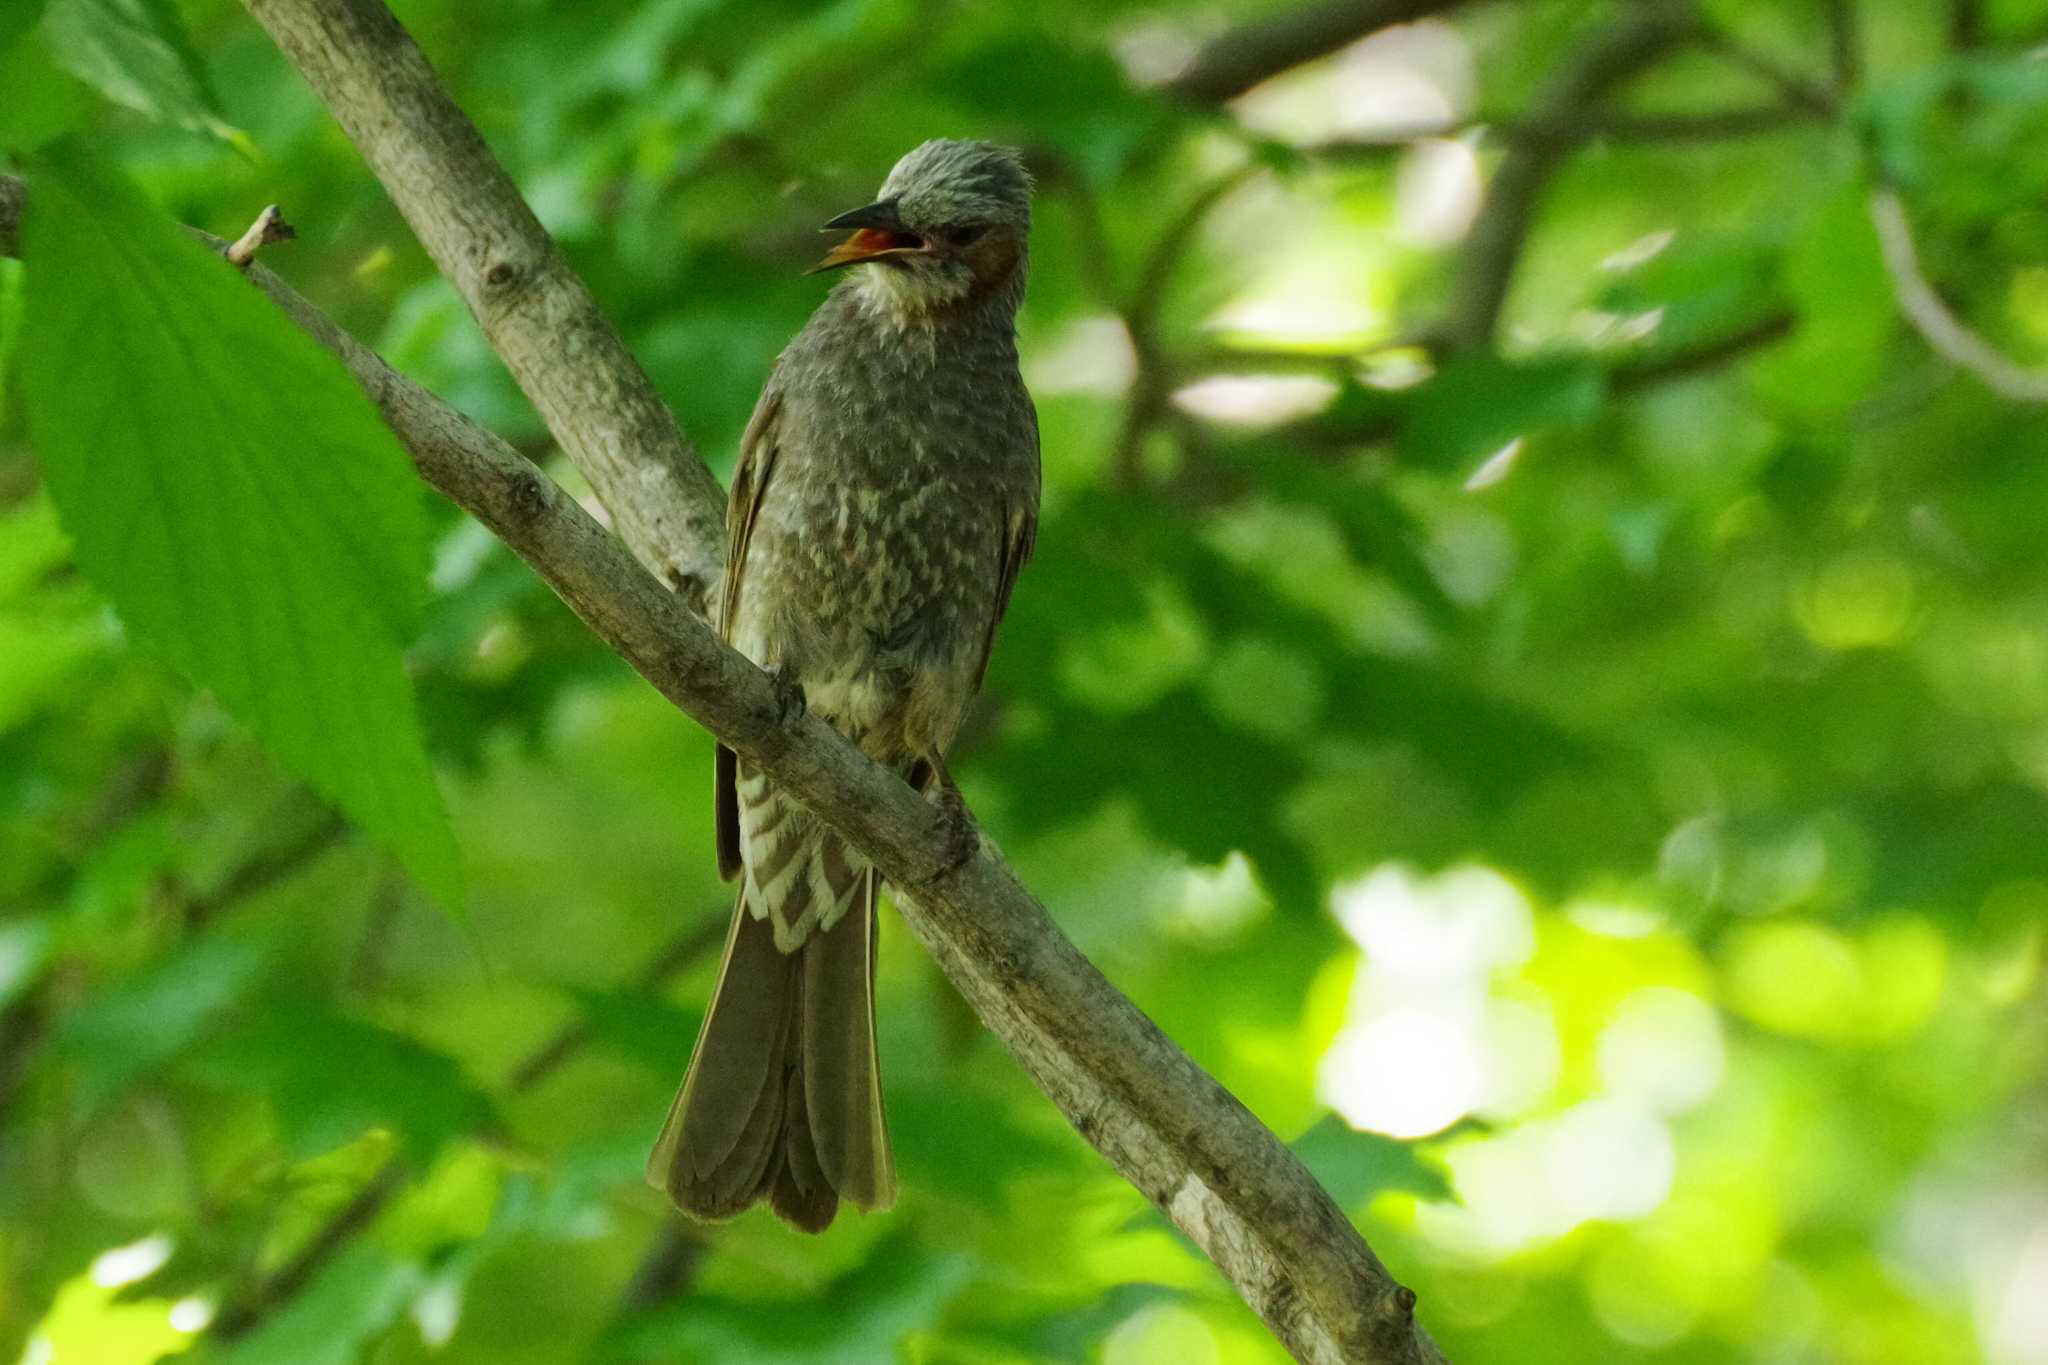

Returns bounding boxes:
[811,226,925,273]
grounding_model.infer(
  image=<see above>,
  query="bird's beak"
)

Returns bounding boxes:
[809,199,924,274]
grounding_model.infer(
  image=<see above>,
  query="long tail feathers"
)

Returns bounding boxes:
[647,865,894,1231]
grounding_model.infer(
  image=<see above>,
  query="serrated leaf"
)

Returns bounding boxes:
[19,142,462,906]
[42,0,238,143]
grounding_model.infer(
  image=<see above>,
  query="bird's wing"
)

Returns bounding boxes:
[972,401,1040,692]
[715,380,785,881]
[721,383,785,641]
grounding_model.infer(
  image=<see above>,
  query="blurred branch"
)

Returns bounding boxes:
[181,810,348,928]
[1693,24,1840,116]
[1164,0,1476,105]
[1822,0,1860,89]
[1609,310,1796,392]
[210,1159,407,1340]
[1113,163,1262,488]
[237,0,727,611]
[1305,101,1824,153]
[616,1219,706,1314]
[1868,186,2048,403]
[0,174,22,258]
[1177,310,1799,471]
[1950,0,1984,49]
[1440,0,1699,349]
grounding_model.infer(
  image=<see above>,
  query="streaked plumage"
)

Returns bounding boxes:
[648,140,1040,1231]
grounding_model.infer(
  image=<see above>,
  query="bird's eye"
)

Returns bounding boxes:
[949,224,988,246]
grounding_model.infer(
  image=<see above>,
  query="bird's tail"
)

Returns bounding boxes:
[646,860,895,1232]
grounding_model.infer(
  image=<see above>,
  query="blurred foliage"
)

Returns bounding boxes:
[5,0,2048,1363]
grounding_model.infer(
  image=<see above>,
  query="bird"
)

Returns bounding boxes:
[646,140,1040,1232]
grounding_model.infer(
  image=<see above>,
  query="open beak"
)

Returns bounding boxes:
[809,199,925,274]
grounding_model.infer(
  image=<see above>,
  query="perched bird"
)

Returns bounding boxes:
[647,140,1040,1231]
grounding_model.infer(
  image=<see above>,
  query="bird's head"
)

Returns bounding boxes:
[811,139,1032,318]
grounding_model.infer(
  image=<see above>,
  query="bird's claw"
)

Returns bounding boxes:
[928,780,980,878]
[767,663,807,727]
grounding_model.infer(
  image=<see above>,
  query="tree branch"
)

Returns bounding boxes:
[237,0,728,610]
[1164,0,1475,105]
[7,0,1453,1351]
[1439,0,1698,349]
[1868,186,2048,403]
[1303,101,1824,154]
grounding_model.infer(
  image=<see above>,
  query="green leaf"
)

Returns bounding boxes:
[19,142,462,906]
[41,0,239,143]
[0,25,95,150]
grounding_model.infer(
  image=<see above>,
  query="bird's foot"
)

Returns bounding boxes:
[767,663,807,727]
[925,777,980,881]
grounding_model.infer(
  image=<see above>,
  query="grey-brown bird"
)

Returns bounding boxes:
[647,140,1040,1231]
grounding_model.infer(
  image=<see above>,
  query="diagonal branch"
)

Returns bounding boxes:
[238,0,727,610]
[1164,0,1477,105]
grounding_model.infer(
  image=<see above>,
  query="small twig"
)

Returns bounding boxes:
[1110,164,1263,489]
[225,204,297,267]
[1868,186,2048,403]
[182,811,348,928]
[1610,310,1796,392]
[1127,164,1260,337]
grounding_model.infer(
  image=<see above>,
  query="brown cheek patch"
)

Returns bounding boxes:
[967,236,1023,294]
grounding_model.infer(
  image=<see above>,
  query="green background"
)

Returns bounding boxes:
[4,0,2048,1362]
